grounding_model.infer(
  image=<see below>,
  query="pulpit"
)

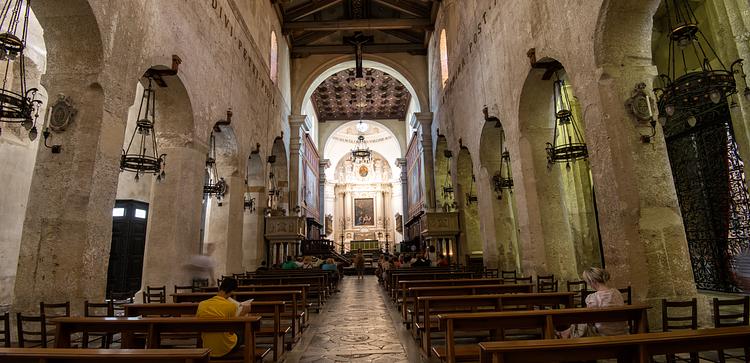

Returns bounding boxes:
[264,216,306,265]
[420,212,460,263]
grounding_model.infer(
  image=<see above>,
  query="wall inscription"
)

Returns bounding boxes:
[205,0,278,107]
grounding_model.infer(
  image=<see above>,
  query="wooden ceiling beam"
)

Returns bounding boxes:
[381,29,424,44]
[292,30,337,46]
[283,18,432,33]
[292,42,426,55]
[372,0,430,17]
[285,0,344,22]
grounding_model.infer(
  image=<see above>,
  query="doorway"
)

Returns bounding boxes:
[106,200,149,299]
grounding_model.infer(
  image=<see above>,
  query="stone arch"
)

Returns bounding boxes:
[322,119,403,180]
[517,60,602,280]
[478,121,521,271]
[203,122,243,276]
[243,149,266,270]
[295,56,427,115]
[0,18,47,308]
[434,135,453,211]
[14,0,108,312]
[139,68,206,296]
[271,136,289,212]
[456,147,482,260]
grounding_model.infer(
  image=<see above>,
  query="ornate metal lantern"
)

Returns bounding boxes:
[546,76,588,166]
[121,77,166,181]
[203,132,227,203]
[351,135,372,163]
[465,174,478,205]
[493,149,514,199]
[441,150,457,211]
[0,0,42,139]
[654,0,748,124]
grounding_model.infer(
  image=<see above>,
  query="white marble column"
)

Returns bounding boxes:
[288,115,311,213]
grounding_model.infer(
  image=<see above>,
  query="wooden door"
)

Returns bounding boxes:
[106,200,149,299]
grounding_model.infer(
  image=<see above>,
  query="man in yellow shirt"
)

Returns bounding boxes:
[196,277,251,357]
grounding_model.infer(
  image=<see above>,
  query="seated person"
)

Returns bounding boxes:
[282,256,299,269]
[436,254,449,267]
[255,260,268,272]
[411,253,430,267]
[321,258,338,271]
[301,256,314,269]
[196,277,252,358]
[558,267,628,338]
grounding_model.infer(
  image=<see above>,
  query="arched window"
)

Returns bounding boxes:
[270,31,278,84]
[439,29,449,87]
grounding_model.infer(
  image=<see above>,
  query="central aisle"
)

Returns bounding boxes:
[284,275,420,363]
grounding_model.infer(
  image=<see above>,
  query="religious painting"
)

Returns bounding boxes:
[303,134,320,221]
[354,198,374,226]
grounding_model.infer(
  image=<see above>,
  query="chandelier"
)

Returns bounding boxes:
[493,149,514,199]
[203,132,227,203]
[546,75,588,166]
[0,0,42,139]
[654,0,748,124]
[121,77,166,181]
[351,135,371,163]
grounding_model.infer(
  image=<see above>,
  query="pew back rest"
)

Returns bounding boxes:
[478,326,750,363]
[0,348,211,362]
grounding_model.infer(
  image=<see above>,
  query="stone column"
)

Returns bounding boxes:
[344,189,352,229]
[319,159,330,235]
[140,146,205,295]
[288,115,311,214]
[396,158,408,229]
[412,112,436,211]
[590,63,698,323]
[13,77,125,314]
[207,175,245,276]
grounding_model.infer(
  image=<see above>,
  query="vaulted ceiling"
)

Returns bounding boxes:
[271,0,439,57]
[311,67,411,122]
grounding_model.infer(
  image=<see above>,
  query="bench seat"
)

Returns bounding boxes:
[432,345,480,361]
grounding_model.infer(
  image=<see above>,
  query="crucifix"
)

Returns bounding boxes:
[344,32,374,78]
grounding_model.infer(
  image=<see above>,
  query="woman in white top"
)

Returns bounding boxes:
[558,267,629,338]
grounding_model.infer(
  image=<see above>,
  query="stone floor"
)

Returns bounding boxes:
[282,275,421,363]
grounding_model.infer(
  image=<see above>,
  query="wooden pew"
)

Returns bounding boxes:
[197,284,311,327]
[397,278,504,305]
[0,348,210,363]
[123,302,289,362]
[404,284,534,325]
[434,304,650,363]
[417,292,576,357]
[171,290,303,339]
[384,268,461,295]
[478,326,750,363]
[52,316,265,363]
[389,271,475,299]
[238,276,326,311]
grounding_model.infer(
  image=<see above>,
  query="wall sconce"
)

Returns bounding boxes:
[625,82,658,143]
[244,196,256,213]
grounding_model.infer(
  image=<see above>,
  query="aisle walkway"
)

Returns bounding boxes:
[283,275,420,363]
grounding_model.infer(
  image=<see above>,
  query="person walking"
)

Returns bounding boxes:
[354,249,366,279]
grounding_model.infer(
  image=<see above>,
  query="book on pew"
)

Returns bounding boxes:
[229,298,253,315]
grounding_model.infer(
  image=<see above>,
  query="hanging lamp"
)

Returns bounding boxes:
[203,132,227,203]
[351,134,372,163]
[545,75,588,167]
[493,149,514,199]
[120,76,166,181]
[0,0,42,139]
[441,149,457,211]
[466,174,478,205]
[654,0,748,125]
